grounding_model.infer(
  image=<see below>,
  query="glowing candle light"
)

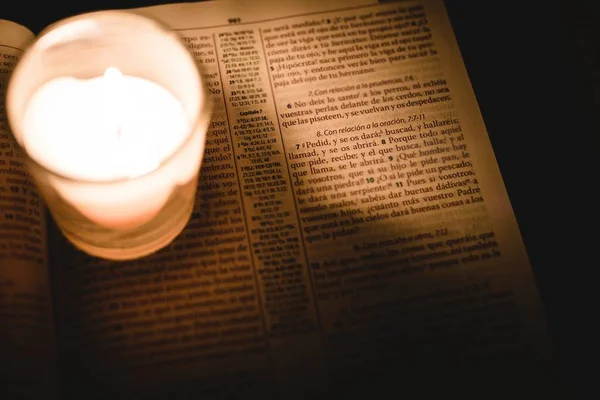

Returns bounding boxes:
[6,11,211,259]
[21,66,192,230]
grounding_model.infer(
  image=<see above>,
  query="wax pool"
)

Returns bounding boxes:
[21,67,192,229]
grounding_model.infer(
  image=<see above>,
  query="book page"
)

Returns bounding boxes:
[0,20,58,400]
[51,1,554,397]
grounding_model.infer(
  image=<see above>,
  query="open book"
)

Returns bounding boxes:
[1,0,555,398]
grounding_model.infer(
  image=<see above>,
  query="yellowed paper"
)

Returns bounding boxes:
[0,19,58,400]
[49,1,553,397]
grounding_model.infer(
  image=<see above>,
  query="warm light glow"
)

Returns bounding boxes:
[22,69,189,181]
[5,9,208,260]
[21,70,192,229]
[101,66,125,142]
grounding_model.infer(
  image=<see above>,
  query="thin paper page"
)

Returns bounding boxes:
[0,19,58,400]
[135,0,380,29]
[51,1,554,397]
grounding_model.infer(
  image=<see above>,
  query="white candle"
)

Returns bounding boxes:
[21,67,197,230]
[6,10,209,259]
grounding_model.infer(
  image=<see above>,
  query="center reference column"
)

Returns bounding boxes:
[213,28,326,392]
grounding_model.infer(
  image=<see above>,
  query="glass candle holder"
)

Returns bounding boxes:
[6,11,212,260]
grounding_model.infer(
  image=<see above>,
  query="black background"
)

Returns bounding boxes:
[2,0,597,396]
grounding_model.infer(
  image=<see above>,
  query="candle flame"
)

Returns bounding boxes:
[104,66,123,81]
[101,67,161,178]
[102,67,124,141]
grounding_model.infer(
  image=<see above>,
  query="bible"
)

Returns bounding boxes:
[1,1,555,398]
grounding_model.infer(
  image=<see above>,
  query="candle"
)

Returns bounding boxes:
[6,10,211,259]
[21,67,192,230]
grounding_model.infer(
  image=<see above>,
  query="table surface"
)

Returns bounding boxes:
[2,0,597,394]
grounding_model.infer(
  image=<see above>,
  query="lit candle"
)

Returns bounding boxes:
[6,10,210,259]
[21,67,192,230]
